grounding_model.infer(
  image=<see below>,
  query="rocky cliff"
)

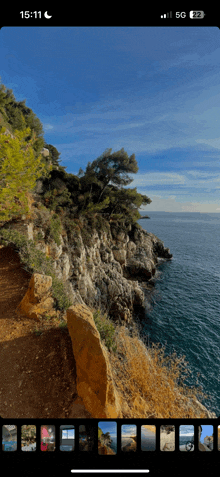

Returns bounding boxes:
[98,442,116,455]
[4,201,172,325]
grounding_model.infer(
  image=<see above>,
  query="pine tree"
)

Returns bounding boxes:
[76,148,151,221]
[89,148,139,203]
[0,127,49,223]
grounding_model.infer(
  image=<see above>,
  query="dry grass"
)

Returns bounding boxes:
[109,321,208,418]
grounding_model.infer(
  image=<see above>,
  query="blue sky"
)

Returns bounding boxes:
[179,425,194,437]
[121,424,136,437]
[1,26,220,212]
[98,421,117,437]
[61,427,75,439]
[200,425,213,443]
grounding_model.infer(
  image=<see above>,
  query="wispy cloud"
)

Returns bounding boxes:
[142,196,220,213]
[195,137,220,150]
[128,171,220,189]
[43,79,220,156]
[44,124,54,130]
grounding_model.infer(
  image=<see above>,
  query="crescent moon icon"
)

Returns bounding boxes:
[44,11,52,19]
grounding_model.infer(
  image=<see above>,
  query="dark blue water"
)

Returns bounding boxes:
[109,436,117,453]
[141,428,156,450]
[138,212,220,417]
[179,436,194,447]
[2,440,17,451]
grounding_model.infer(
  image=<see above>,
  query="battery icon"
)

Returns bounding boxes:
[189,11,205,19]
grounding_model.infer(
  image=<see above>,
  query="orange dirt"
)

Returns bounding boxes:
[0,245,89,418]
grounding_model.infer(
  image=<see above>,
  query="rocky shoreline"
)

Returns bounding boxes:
[121,436,137,452]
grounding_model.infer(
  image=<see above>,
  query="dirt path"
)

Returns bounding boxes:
[0,245,90,419]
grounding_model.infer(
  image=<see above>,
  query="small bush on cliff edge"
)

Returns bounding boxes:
[47,213,62,246]
[93,309,117,352]
[0,228,72,311]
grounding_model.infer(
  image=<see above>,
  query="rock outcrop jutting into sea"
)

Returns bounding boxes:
[9,205,172,325]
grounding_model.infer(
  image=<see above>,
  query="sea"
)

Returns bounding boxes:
[141,427,156,451]
[109,436,117,453]
[178,425,195,450]
[179,436,194,449]
[2,440,17,451]
[137,211,220,418]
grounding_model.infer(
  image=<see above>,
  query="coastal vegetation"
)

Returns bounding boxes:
[0,78,151,228]
[0,79,210,418]
[0,227,72,311]
[93,309,117,352]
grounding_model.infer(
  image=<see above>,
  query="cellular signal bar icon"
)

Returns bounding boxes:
[161,11,172,18]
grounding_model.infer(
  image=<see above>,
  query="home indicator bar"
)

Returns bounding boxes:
[70,471,150,474]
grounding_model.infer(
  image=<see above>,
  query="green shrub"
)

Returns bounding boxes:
[50,274,72,311]
[0,228,27,249]
[63,216,81,246]
[58,321,68,330]
[95,214,110,234]
[37,230,44,241]
[0,228,72,311]
[93,309,117,352]
[80,227,91,247]
[49,214,62,246]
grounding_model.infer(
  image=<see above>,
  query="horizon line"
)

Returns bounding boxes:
[139,210,220,213]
